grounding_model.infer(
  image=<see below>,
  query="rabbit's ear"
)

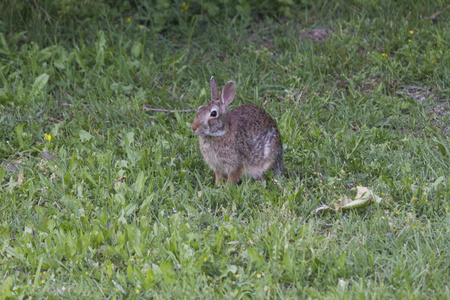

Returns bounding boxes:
[221,81,236,108]
[210,76,220,102]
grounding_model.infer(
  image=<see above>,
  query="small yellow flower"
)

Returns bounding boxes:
[204,257,207,262]
[85,272,88,275]
[126,18,131,23]
[441,228,444,231]
[257,274,261,278]
[181,2,190,12]
[302,260,306,263]
[408,39,412,42]
[425,199,428,202]
[41,279,45,284]
[440,195,443,198]
[340,169,345,174]
[409,30,414,34]
[251,284,254,287]
[382,53,388,57]
[396,211,399,214]
[381,283,384,287]
[413,226,416,229]
[412,197,416,200]
[236,274,240,278]
[210,283,213,286]
[381,193,385,196]
[43,271,46,275]
[131,257,134,262]
[44,133,51,141]
[136,289,140,294]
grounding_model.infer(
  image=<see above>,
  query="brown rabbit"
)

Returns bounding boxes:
[191,76,283,186]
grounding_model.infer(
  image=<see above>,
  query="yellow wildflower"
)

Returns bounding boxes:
[126,18,131,23]
[181,2,189,12]
[44,133,51,141]
[409,30,414,34]
[136,289,140,294]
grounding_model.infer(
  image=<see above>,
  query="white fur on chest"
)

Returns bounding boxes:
[198,137,229,176]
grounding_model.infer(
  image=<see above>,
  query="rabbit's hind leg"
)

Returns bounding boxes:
[272,146,284,176]
[226,167,244,186]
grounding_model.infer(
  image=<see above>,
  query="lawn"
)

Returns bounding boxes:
[0,0,449,298]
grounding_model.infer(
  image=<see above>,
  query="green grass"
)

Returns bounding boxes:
[1,0,449,298]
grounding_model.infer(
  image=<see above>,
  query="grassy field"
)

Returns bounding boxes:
[1,1,449,298]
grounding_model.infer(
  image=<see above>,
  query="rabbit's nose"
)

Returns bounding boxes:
[191,122,198,132]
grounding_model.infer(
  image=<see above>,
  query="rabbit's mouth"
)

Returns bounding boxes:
[192,130,206,136]
[192,129,226,137]
[191,126,205,135]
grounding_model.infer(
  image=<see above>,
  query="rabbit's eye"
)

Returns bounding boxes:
[210,110,217,117]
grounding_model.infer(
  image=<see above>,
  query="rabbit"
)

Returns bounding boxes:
[191,76,283,186]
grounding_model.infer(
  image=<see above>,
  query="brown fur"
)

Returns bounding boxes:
[191,77,283,186]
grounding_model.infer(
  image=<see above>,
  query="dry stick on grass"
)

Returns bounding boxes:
[143,105,197,113]
[423,4,450,20]
[56,89,92,108]
[56,88,77,102]
[56,89,89,107]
